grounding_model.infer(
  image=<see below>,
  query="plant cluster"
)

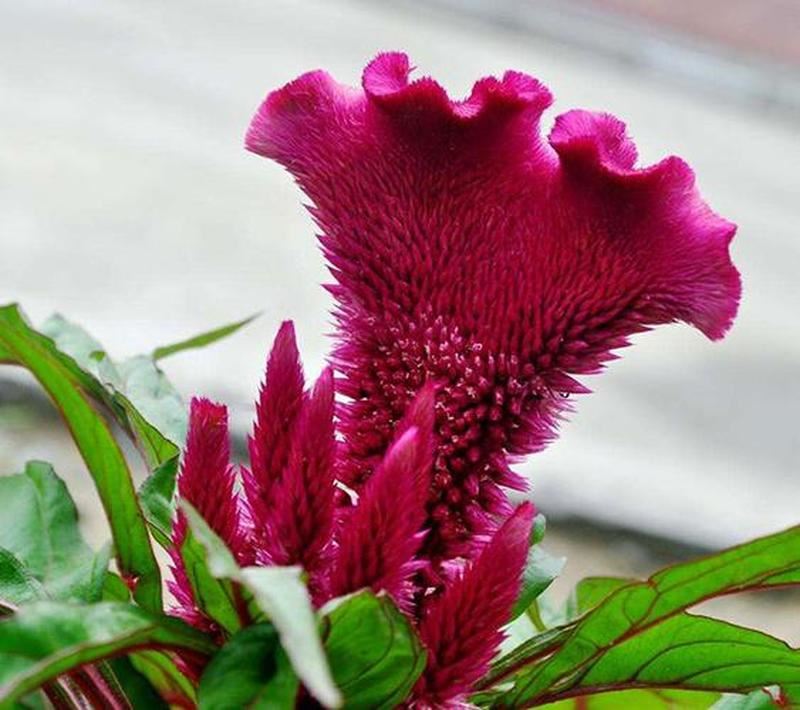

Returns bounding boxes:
[0,54,796,709]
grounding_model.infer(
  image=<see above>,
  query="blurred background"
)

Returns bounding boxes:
[1,0,798,638]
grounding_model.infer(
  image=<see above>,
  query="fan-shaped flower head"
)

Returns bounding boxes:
[246,52,741,563]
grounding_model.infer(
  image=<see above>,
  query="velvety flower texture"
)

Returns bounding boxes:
[169,397,247,633]
[246,52,741,561]
[169,325,535,705]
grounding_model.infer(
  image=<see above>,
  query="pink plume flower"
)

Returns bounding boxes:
[260,366,337,574]
[322,386,435,612]
[246,52,741,561]
[242,320,306,563]
[169,397,247,629]
[412,502,535,707]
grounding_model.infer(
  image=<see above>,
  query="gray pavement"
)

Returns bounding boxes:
[1,0,799,555]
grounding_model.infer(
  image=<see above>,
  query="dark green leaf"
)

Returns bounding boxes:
[152,314,259,361]
[494,525,800,706]
[323,591,426,710]
[0,601,215,705]
[198,624,280,709]
[105,657,168,709]
[0,305,161,612]
[0,462,109,603]
[251,647,300,709]
[181,503,341,708]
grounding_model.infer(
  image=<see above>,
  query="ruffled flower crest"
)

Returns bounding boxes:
[246,52,741,561]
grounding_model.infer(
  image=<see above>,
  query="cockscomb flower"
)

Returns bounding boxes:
[243,319,305,564]
[246,52,741,562]
[322,384,435,611]
[169,397,248,631]
[413,502,536,707]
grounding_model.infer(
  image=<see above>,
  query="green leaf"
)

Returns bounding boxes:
[0,462,110,603]
[138,457,178,549]
[198,623,281,709]
[105,657,168,710]
[101,573,131,603]
[565,577,634,621]
[0,306,161,612]
[36,309,181,468]
[511,545,565,621]
[152,314,259,361]
[116,355,186,450]
[0,550,45,611]
[493,525,800,706]
[251,647,300,709]
[181,503,341,708]
[322,591,426,710]
[129,650,197,706]
[179,532,243,636]
[536,688,721,708]
[0,601,215,706]
[240,567,341,708]
[177,503,243,636]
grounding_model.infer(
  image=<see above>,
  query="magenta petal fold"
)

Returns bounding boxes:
[247,52,741,561]
[413,502,535,706]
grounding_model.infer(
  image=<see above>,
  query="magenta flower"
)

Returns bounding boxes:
[246,52,740,561]
[244,320,305,563]
[169,397,248,631]
[413,502,535,707]
[322,385,435,612]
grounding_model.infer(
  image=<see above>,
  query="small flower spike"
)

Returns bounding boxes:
[323,386,435,611]
[247,52,741,562]
[242,321,306,563]
[260,367,337,575]
[412,502,535,707]
[169,397,246,629]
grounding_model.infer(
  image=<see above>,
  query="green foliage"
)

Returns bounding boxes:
[0,462,109,604]
[0,550,44,610]
[198,623,288,709]
[490,526,800,707]
[137,457,179,549]
[512,545,566,621]
[0,305,161,612]
[322,591,426,709]
[0,601,215,706]
[152,313,259,361]
[36,311,182,467]
[129,650,199,706]
[537,688,722,708]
